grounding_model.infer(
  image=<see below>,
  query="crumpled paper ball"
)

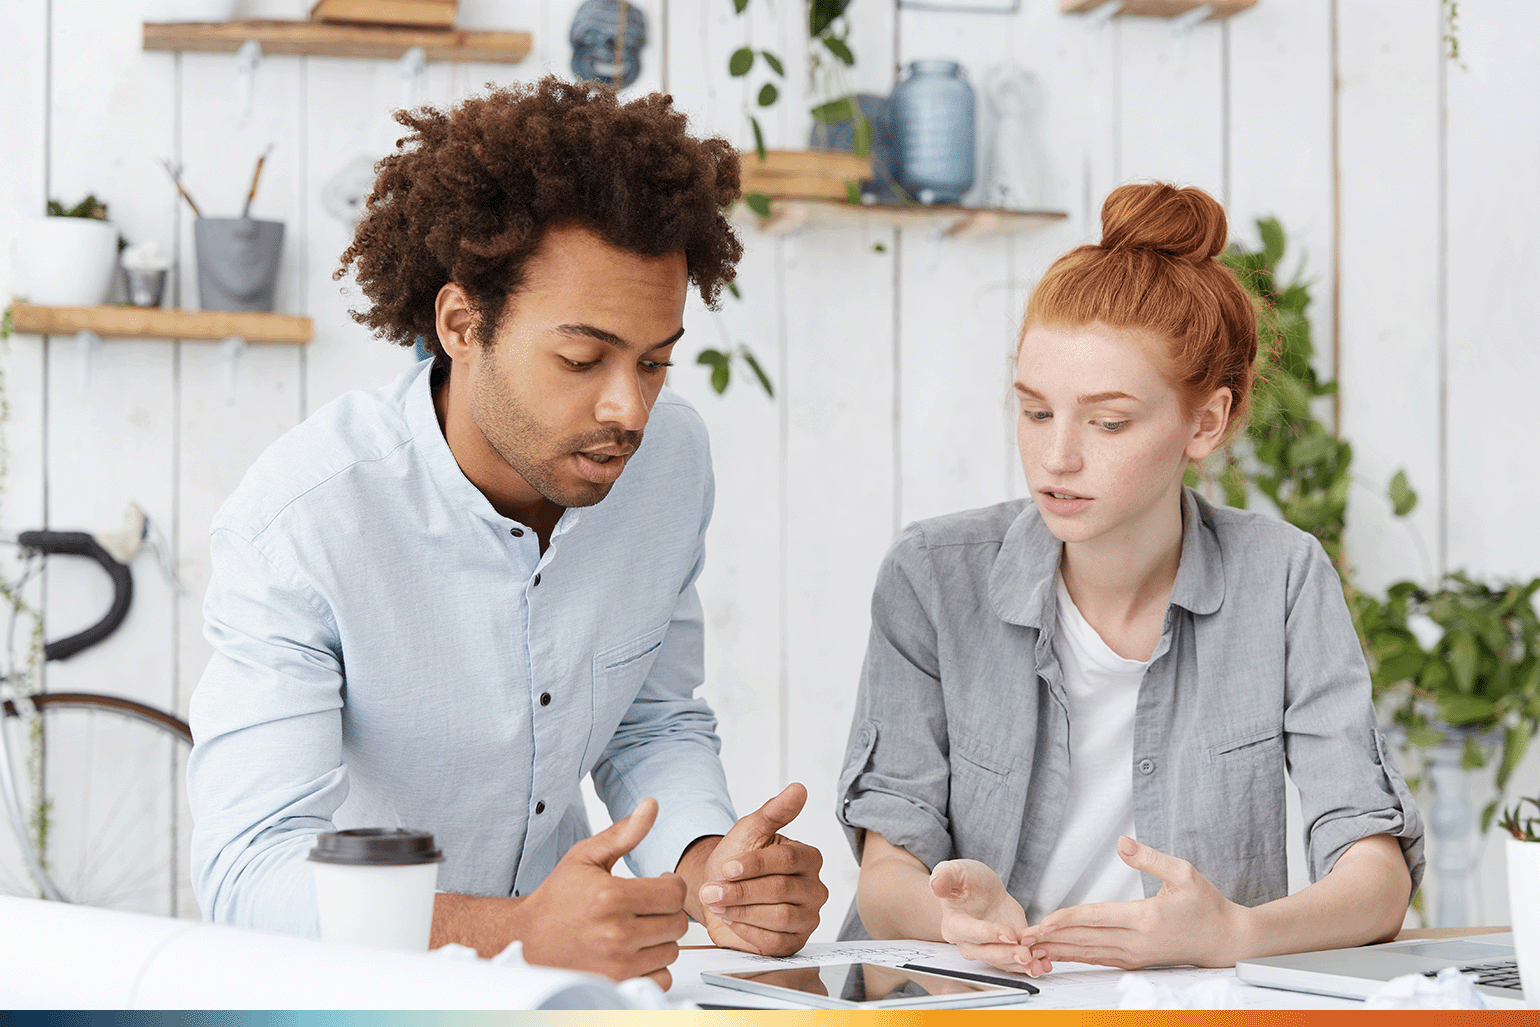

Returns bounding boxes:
[1118,973,1248,1009]
[1364,966,1489,1009]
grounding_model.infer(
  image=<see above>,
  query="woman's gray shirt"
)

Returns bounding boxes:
[836,488,1424,938]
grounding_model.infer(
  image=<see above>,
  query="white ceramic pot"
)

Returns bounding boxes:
[156,0,238,20]
[1509,837,1540,1008]
[12,216,119,307]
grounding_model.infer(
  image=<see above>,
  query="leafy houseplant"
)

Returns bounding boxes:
[1216,218,1540,841]
[1360,574,1540,829]
[46,194,110,221]
[1501,794,1540,998]
[1504,795,1540,842]
[17,194,121,307]
[1203,217,1415,572]
[714,0,871,399]
[727,0,862,165]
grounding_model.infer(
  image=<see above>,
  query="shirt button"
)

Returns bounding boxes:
[1138,758,1155,775]
[510,527,524,537]
[540,692,551,706]
[535,801,546,815]
[533,573,541,587]
[513,890,520,897]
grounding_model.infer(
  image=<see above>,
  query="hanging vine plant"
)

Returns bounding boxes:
[0,302,52,876]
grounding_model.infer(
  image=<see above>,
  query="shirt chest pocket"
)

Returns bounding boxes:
[1207,726,1283,762]
[1180,724,1285,864]
[581,623,670,773]
[949,743,1019,871]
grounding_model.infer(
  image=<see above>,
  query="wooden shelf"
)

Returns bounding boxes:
[734,198,1068,240]
[9,304,312,345]
[1060,0,1257,19]
[143,20,531,63]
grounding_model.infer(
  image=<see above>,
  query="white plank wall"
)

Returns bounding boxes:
[2,0,1538,940]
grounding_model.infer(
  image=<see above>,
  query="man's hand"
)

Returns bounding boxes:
[678,783,828,956]
[1016,836,1245,976]
[513,797,689,989]
[929,858,1038,973]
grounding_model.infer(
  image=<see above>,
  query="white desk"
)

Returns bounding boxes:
[668,939,1362,1010]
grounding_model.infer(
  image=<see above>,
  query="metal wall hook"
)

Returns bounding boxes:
[1170,3,1214,37]
[1170,3,1213,59]
[399,45,427,109]
[220,335,247,405]
[75,330,102,393]
[235,39,262,119]
[1081,0,1124,32]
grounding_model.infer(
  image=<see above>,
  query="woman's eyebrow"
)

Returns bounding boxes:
[1012,383,1139,405]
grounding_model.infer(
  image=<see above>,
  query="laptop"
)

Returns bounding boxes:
[1236,932,1526,1009]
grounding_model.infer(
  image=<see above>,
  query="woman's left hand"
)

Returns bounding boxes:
[1015,836,1248,976]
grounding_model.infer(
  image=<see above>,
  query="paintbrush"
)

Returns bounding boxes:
[241,145,273,219]
[158,158,203,218]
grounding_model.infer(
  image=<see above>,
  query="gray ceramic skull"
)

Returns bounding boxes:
[570,0,647,89]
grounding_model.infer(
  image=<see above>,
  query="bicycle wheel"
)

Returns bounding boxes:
[0,691,198,918]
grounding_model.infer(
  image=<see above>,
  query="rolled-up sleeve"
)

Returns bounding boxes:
[1282,535,1426,895]
[837,526,955,872]
[188,528,346,934]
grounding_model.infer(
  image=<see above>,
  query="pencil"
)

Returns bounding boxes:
[242,145,272,219]
[159,158,202,218]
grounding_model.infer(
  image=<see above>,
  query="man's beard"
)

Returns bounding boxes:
[471,361,644,509]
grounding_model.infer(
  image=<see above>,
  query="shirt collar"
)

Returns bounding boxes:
[988,487,1225,628]
[405,359,584,535]
[1169,487,1225,615]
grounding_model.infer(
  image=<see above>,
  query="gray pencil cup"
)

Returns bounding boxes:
[194,217,284,312]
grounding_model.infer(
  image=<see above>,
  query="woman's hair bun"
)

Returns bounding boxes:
[1099,182,1227,262]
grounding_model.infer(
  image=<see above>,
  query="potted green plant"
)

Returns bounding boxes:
[1499,796,1539,1005]
[1216,220,1540,924]
[11,195,119,307]
[1358,573,1540,827]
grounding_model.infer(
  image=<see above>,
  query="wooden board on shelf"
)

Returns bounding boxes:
[1060,0,1257,18]
[310,0,457,30]
[9,304,312,344]
[740,150,874,202]
[142,20,530,63]
[733,197,1067,239]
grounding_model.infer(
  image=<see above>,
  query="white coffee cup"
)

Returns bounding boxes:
[309,828,444,951]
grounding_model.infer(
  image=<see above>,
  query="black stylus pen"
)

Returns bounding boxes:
[899,962,1041,994]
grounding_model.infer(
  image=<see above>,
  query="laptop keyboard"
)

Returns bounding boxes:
[1423,960,1523,990]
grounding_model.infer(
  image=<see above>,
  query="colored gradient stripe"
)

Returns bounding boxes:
[1,1013,1535,1025]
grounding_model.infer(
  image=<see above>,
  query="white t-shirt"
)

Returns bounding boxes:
[1026,572,1167,923]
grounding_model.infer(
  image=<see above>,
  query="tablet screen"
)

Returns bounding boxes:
[715,962,1020,1006]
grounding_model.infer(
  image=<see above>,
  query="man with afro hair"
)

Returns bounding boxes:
[188,77,827,989]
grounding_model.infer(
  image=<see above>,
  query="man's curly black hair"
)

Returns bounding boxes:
[337,76,743,359]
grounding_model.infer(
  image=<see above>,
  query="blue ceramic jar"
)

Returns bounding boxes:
[891,60,975,205]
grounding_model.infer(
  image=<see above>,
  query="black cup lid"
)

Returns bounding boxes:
[308,828,444,866]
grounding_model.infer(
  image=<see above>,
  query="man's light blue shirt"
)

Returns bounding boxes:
[188,360,738,933]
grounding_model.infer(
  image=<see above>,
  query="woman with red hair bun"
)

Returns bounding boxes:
[836,183,1425,973]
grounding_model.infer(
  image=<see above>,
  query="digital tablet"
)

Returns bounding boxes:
[700,962,1033,1010]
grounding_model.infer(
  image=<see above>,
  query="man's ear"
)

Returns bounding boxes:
[1186,387,1233,462]
[435,282,476,361]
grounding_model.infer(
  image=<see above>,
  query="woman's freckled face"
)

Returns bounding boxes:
[1015,322,1208,549]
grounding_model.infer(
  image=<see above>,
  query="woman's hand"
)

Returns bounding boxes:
[1016,836,1246,976]
[929,859,1040,972]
